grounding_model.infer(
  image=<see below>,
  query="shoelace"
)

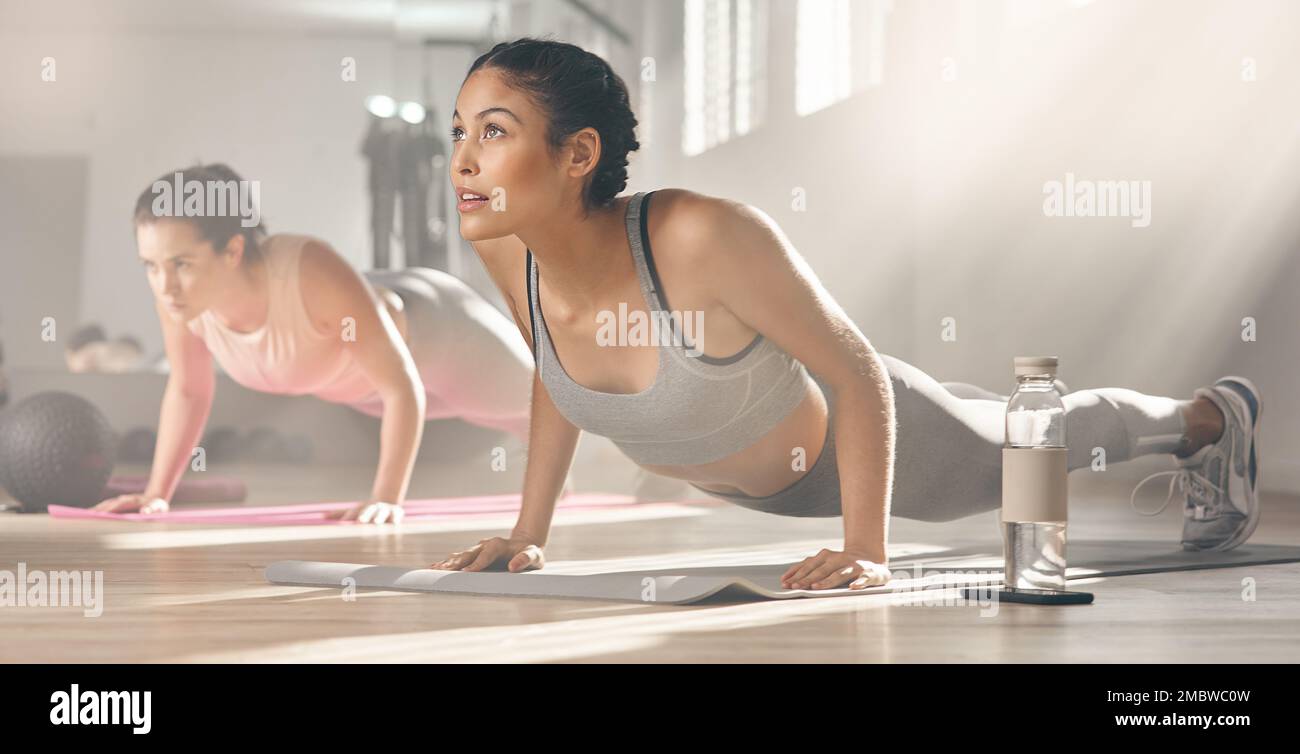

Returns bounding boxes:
[1129,419,1240,518]
[1129,467,1225,518]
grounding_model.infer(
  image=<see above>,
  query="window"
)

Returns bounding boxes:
[795,0,891,117]
[683,0,769,156]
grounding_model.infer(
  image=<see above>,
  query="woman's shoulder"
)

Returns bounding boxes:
[281,236,368,338]
[260,233,330,260]
[261,233,350,280]
[648,187,755,236]
[286,236,369,303]
[647,187,750,215]
[257,233,352,297]
[645,187,714,220]
[643,188,761,271]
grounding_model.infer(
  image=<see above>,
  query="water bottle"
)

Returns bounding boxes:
[1002,356,1068,591]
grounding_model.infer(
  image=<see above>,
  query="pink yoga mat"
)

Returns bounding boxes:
[104,475,248,504]
[47,492,653,525]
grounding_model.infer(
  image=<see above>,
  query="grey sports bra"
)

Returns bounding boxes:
[525,190,812,466]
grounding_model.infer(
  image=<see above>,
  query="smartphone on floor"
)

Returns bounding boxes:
[962,586,1094,605]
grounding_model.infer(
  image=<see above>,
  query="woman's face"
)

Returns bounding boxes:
[135,219,241,321]
[450,68,588,241]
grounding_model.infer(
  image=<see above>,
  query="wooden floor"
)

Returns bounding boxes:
[2,439,1297,664]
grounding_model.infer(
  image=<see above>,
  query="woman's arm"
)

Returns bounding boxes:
[299,241,426,518]
[96,297,216,512]
[431,236,579,571]
[512,368,581,546]
[670,193,896,586]
[477,237,581,546]
[147,378,215,501]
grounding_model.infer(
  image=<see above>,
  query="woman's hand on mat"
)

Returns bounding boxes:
[92,494,170,515]
[331,501,405,524]
[431,537,545,573]
[781,549,892,591]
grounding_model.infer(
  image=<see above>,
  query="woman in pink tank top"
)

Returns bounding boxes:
[93,164,534,524]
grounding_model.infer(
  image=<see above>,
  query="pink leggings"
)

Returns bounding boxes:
[352,268,534,440]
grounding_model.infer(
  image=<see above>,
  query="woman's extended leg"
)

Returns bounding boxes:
[938,382,1006,401]
[881,353,1195,523]
[939,379,1069,401]
[359,268,534,441]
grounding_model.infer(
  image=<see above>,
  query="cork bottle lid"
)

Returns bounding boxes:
[1014,356,1059,377]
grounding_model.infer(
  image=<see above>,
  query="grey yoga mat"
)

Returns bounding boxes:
[265,540,1300,605]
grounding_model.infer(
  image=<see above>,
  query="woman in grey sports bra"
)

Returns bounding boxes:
[433,39,1257,589]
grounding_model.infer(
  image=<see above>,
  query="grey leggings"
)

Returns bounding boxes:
[700,353,1188,522]
[351,267,534,440]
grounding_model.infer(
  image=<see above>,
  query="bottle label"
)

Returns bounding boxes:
[1001,447,1068,522]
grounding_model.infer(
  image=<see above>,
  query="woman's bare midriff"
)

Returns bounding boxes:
[638,382,830,498]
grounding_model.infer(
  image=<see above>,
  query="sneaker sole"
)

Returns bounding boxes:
[1213,376,1261,551]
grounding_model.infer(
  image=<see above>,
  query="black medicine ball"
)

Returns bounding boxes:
[0,391,118,512]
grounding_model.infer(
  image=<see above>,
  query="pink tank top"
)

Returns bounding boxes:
[186,235,380,408]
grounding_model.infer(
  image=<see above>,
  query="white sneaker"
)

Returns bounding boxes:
[1129,377,1261,551]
